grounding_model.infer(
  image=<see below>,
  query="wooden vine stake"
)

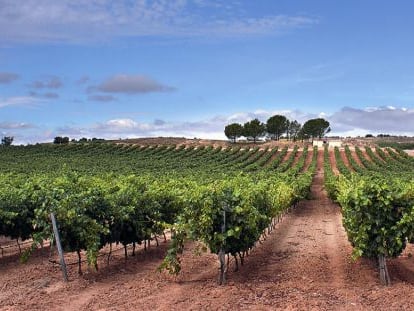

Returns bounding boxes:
[378,254,390,286]
[50,212,68,282]
[218,209,226,285]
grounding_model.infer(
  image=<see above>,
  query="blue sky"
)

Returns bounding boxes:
[1,0,414,144]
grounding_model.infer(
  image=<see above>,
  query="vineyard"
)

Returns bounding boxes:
[1,142,414,310]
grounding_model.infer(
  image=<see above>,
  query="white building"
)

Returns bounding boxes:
[312,139,342,148]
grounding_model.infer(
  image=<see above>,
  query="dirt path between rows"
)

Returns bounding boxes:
[301,147,314,172]
[350,148,364,167]
[2,150,414,310]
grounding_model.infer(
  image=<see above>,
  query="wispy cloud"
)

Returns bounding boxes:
[269,63,345,88]
[0,122,34,129]
[90,74,175,94]
[77,75,90,85]
[29,91,59,99]
[0,1,318,44]
[88,94,116,102]
[203,15,317,37]
[0,72,19,84]
[28,76,63,89]
[0,96,40,108]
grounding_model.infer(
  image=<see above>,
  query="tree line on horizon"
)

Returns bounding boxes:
[1,136,13,146]
[52,136,106,144]
[224,115,331,143]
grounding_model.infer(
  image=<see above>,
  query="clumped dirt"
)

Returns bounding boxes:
[2,150,414,311]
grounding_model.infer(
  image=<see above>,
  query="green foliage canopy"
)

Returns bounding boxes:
[243,119,266,143]
[266,115,289,140]
[302,118,331,140]
[224,123,243,143]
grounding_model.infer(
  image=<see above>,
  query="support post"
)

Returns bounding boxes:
[50,213,68,282]
[218,209,226,285]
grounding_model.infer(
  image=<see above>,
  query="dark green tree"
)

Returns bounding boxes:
[224,123,243,143]
[1,136,13,146]
[53,136,69,144]
[53,136,63,144]
[302,118,331,142]
[288,120,302,141]
[297,128,306,142]
[243,119,266,143]
[266,115,289,140]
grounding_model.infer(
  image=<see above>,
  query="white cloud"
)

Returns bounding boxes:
[105,119,138,128]
[88,119,154,137]
[55,126,84,136]
[6,106,414,144]
[76,107,414,140]
[0,1,318,44]
[53,110,317,141]
[226,109,317,125]
[328,106,414,135]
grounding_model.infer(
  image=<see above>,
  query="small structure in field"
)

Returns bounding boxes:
[313,139,342,148]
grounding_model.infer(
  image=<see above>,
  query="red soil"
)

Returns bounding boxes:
[350,148,364,167]
[339,148,354,172]
[301,148,315,172]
